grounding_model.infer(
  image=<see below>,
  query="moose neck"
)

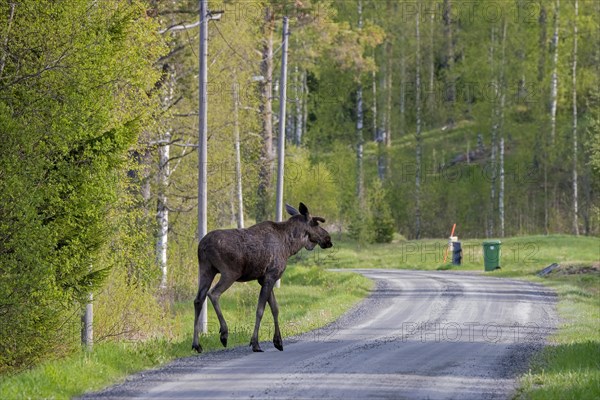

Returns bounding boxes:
[279,219,309,258]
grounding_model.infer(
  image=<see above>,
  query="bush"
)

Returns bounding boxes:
[368,181,395,243]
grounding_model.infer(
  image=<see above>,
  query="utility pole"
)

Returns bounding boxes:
[198,0,209,334]
[275,17,289,289]
[81,292,93,351]
[275,17,290,223]
[197,1,224,333]
[81,265,93,350]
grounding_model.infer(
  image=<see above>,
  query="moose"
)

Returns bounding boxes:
[192,203,333,353]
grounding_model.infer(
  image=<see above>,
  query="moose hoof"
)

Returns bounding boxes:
[250,342,263,352]
[274,337,283,351]
[192,344,203,353]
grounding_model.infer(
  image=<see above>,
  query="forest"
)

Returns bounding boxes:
[0,0,598,373]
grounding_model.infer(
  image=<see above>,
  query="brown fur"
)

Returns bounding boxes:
[192,203,332,353]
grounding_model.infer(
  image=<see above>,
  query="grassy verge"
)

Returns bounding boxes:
[0,266,372,400]
[514,271,600,399]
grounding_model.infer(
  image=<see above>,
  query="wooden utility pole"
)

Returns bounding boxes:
[275,17,289,289]
[275,17,290,223]
[198,0,209,333]
[81,292,93,350]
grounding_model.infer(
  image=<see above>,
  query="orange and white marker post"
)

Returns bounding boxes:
[443,223,457,263]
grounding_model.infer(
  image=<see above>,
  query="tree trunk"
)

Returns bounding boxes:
[372,67,378,141]
[443,0,455,126]
[385,41,393,148]
[156,134,170,289]
[156,66,175,290]
[537,3,547,82]
[0,2,15,79]
[385,0,393,149]
[499,19,507,238]
[536,3,549,235]
[294,66,303,146]
[383,39,393,179]
[233,74,244,229]
[488,26,497,238]
[302,70,308,143]
[356,0,365,205]
[549,0,560,145]
[571,0,579,235]
[256,7,275,222]
[546,0,560,233]
[415,8,422,240]
[428,11,436,116]
[399,33,406,139]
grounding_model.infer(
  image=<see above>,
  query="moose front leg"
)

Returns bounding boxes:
[250,280,274,352]
[268,289,283,351]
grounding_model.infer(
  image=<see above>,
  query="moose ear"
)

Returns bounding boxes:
[286,204,299,216]
[299,202,309,217]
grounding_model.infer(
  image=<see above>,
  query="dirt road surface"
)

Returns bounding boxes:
[80,269,557,400]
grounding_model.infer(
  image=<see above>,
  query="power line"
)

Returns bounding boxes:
[211,20,285,67]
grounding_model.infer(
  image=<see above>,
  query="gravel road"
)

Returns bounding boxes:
[80,269,557,400]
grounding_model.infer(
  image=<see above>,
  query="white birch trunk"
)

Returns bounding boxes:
[157,67,175,290]
[572,0,579,235]
[415,8,422,239]
[302,70,308,143]
[550,0,560,144]
[294,66,303,146]
[356,0,365,205]
[385,42,393,147]
[157,132,170,290]
[443,0,455,126]
[499,137,505,237]
[372,68,378,141]
[233,75,244,229]
[499,19,507,237]
[428,11,435,114]
[489,26,497,237]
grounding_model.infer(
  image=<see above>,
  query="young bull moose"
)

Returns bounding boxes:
[192,203,333,353]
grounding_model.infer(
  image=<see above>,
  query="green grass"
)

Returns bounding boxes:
[318,234,598,274]
[0,266,372,400]
[514,272,600,400]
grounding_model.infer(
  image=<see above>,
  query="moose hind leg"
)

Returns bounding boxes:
[192,267,216,353]
[268,289,283,351]
[250,281,274,352]
[208,273,236,347]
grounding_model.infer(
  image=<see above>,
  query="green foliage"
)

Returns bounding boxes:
[368,180,395,243]
[0,0,165,372]
[284,147,338,217]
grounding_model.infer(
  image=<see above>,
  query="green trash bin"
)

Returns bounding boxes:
[483,240,501,271]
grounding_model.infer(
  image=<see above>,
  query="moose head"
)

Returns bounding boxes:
[286,202,333,250]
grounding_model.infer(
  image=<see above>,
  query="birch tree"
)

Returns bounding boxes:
[571,0,579,235]
[356,0,365,205]
[415,7,422,239]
